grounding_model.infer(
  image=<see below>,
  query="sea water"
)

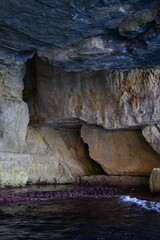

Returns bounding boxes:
[0,186,160,240]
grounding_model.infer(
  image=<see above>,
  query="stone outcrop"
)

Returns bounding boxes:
[142,124,160,155]
[81,124,160,176]
[33,57,160,129]
[150,168,160,193]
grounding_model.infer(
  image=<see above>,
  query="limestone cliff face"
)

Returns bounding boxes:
[81,124,160,176]
[34,57,160,129]
[0,1,160,188]
[0,64,103,188]
[142,124,160,155]
[0,64,29,153]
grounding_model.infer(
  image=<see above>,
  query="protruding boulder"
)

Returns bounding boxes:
[142,124,160,155]
[150,168,160,193]
[81,124,160,176]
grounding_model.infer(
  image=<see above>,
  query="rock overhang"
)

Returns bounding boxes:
[0,0,160,71]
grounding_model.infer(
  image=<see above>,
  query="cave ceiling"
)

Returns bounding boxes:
[0,0,160,71]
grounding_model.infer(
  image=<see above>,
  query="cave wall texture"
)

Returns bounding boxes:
[0,0,160,187]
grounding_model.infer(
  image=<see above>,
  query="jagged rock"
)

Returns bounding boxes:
[150,168,160,193]
[0,0,160,71]
[26,126,101,176]
[33,57,160,129]
[81,124,160,176]
[0,64,29,153]
[58,128,102,175]
[142,124,160,155]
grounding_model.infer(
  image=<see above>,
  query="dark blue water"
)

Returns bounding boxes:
[0,186,160,240]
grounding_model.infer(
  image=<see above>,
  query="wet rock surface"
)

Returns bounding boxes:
[0,0,160,71]
[0,64,103,188]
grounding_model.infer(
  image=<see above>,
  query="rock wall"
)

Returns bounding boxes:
[0,1,160,188]
[0,64,103,188]
[0,64,29,153]
[0,58,160,187]
[33,56,160,129]
[81,124,160,176]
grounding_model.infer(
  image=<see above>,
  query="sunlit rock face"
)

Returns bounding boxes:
[0,0,160,71]
[81,124,160,176]
[32,57,160,129]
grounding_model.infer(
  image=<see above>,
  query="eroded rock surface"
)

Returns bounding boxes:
[142,124,160,155]
[0,0,160,71]
[150,168,160,193]
[0,125,102,188]
[26,126,102,179]
[0,1,160,188]
[0,64,29,153]
[0,64,103,188]
[81,124,160,176]
[33,57,160,129]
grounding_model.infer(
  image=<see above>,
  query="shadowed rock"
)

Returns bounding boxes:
[150,168,160,193]
[0,0,160,71]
